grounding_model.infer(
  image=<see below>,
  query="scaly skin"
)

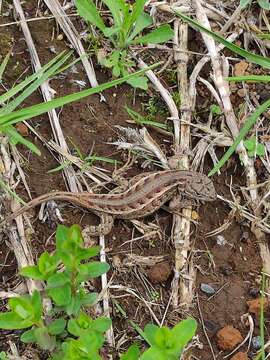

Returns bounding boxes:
[2,170,216,235]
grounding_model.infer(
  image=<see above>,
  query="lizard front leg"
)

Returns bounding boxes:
[83,213,114,237]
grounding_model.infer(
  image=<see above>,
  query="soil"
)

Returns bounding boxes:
[0,1,269,359]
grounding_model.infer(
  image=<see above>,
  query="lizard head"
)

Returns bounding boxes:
[185,174,217,201]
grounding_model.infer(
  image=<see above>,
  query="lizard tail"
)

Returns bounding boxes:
[3,191,84,225]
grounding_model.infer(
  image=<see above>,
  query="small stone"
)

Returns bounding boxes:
[247,298,269,315]
[237,89,246,98]
[200,283,216,295]
[220,264,233,276]
[216,325,243,351]
[240,231,249,242]
[15,123,29,136]
[204,319,219,334]
[216,235,226,246]
[234,61,249,77]
[251,336,262,351]
[248,287,260,297]
[147,261,172,284]
[112,255,122,269]
[57,34,64,41]
[231,352,249,360]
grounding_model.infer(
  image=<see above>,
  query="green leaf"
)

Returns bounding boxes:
[102,0,123,28]
[127,76,148,90]
[171,318,197,349]
[21,329,36,343]
[0,51,69,105]
[240,0,252,8]
[76,246,101,261]
[103,26,120,38]
[55,224,69,249]
[0,63,160,129]
[120,344,141,360]
[131,25,174,45]
[244,136,265,157]
[81,292,98,306]
[20,265,44,280]
[226,75,270,82]
[208,97,270,176]
[3,125,40,155]
[31,291,43,321]
[144,324,159,346]
[127,12,153,42]
[68,224,83,247]
[47,318,66,335]
[47,272,70,288]
[112,64,121,77]
[76,262,110,283]
[34,327,56,351]
[0,351,8,360]
[47,273,72,306]
[0,51,11,82]
[48,283,72,306]
[210,104,222,115]
[140,347,170,360]
[75,0,105,31]
[0,312,33,329]
[175,11,270,69]
[129,0,148,29]
[91,317,112,333]
[38,251,58,278]
[9,291,42,322]
[67,319,82,337]
[258,0,270,9]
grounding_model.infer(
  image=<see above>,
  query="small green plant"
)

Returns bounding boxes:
[75,0,174,89]
[0,224,110,357]
[0,224,197,359]
[244,136,265,158]
[240,0,270,10]
[0,352,8,360]
[121,318,197,360]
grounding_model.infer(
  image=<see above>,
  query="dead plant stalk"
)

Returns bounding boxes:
[193,0,270,287]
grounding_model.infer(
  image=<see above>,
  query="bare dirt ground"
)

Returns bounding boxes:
[0,1,270,359]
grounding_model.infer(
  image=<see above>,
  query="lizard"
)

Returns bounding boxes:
[2,170,216,235]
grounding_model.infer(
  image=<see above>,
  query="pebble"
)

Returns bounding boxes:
[220,264,233,276]
[216,235,226,246]
[147,261,172,284]
[231,352,249,360]
[200,283,216,295]
[204,319,219,334]
[251,336,263,351]
[240,231,249,242]
[216,325,243,351]
[248,286,260,297]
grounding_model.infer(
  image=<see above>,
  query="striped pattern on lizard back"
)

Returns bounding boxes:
[3,170,216,224]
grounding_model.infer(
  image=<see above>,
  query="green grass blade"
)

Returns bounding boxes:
[258,33,270,40]
[0,52,11,82]
[174,11,270,69]
[0,177,26,206]
[0,63,160,128]
[226,75,270,82]
[2,125,41,155]
[0,51,68,104]
[1,52,72,115]
[208,98,270,176]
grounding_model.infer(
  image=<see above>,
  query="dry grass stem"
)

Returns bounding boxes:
[13,0,79,192]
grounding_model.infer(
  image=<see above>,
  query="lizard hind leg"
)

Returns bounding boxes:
[82,213,114,238]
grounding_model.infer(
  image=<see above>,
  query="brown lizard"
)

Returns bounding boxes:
[2,170,216,235]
